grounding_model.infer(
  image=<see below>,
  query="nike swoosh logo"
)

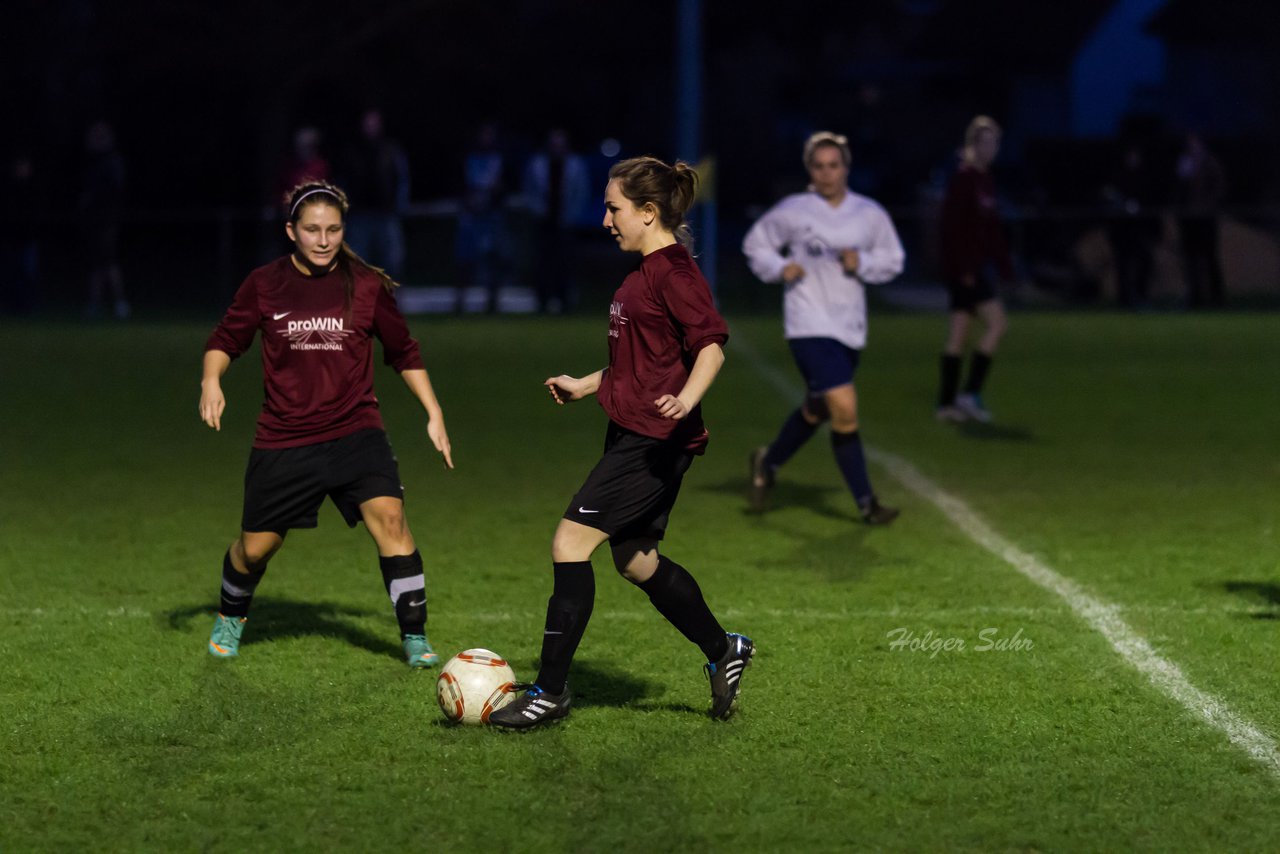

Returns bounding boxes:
[578,507,599,514]
[408,599,425,607]
[273,312,291,320]
[543,630,563,635]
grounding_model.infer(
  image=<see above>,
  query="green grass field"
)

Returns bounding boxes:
[2,309,1278,851]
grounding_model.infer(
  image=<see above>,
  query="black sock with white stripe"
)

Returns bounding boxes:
[219,549,264,618]
[639,555,728,663]
[379,551,426,638]
[534,561,595,695]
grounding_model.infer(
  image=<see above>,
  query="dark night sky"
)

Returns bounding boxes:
[5,0,1278,214]
[5,0,1009,211]
[7,1,684,206]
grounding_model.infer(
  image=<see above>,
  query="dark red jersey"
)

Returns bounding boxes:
[205,256,425,449]
[939,163,1014,282]
[597,243,729,452]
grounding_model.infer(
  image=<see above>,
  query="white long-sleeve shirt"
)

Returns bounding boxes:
[742,189,904,349]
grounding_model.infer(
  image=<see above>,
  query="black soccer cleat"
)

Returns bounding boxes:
[748,446,774,513]
[488,684,572,731]
[859,498,900,526]
[705,632,754,720]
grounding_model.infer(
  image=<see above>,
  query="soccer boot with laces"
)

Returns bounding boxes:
[488,684,572,730]
[402,633,441,669]
[706,632,754,720]
[208,613,246,658]
[748,446,774,513]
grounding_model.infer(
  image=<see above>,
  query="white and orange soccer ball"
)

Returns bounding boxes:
[436,648,519,725]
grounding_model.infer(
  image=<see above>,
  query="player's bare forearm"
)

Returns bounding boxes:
[202,349,231,383]
[401,368,454,468]
[400,368,444,420]
[199,350,232,431]
[545,369,603,404]
[656,343,724,420]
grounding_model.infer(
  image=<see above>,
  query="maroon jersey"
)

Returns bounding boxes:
[939,163,1014,282]
[205,256,425,449]
[597,243,729,452]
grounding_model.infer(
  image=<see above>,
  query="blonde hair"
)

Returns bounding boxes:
[802,131,851,168]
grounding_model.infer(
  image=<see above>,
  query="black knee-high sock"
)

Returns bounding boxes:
[219,550,265,618]
[938,353,962,406]
[379,550,426,638]
[639,555,728,662]
[831,428,875,509]
[534,561,595,695]
[963,351,993,395]
[762,407,818,471]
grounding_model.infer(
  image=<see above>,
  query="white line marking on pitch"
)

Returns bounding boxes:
[734,329,1280,778]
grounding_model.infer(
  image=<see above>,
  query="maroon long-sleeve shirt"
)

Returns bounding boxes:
[939,163,1014,282]
[205,256,424,449]
[597,243,729,453]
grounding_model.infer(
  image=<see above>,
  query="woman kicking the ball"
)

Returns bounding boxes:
[489,157,752,730]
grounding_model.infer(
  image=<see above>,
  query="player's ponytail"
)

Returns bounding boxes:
[608,156,700,252]
[283,180,400,295]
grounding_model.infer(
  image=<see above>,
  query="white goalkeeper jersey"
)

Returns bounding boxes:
[742,189,904,349]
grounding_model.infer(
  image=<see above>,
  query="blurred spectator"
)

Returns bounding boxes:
[342,109,410,280]
[455,123,508,312]
[521,127,589,313]
[1174,132,1226,308]
[1,153,40,315]
[1102,143,1159,309]
[81,121,129,319]
[278,126,331,201]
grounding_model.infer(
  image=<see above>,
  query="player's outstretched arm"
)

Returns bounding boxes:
[200,350,232,431]
[656,343,724,420]
[544,370,603,405]
[400,368,454,469]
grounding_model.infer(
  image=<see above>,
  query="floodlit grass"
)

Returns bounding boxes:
[2,309,1278,851]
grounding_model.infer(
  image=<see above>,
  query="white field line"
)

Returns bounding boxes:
[734,330,1280,777]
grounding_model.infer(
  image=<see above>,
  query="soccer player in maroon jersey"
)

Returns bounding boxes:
[199,180,454,668]
[489,157,753,730]
[936,116,1012,424]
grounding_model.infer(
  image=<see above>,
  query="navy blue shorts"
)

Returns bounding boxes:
[787,337,862,394]
[241,428,404,535]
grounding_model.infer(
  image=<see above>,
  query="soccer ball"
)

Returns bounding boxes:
[436,648,519,725]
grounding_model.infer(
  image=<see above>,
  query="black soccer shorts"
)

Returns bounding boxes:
[562,421,694,544]
[947,273,999,314]
[241,428,404,534]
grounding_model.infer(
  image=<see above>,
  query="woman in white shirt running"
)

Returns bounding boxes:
[742,131,904,525]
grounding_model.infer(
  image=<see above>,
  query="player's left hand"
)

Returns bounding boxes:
[427,418,454,469]
[839,249,860,275]
[654,394,689,420]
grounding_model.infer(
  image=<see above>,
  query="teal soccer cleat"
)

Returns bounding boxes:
[402,634,441,669]
[208,613,246,658]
